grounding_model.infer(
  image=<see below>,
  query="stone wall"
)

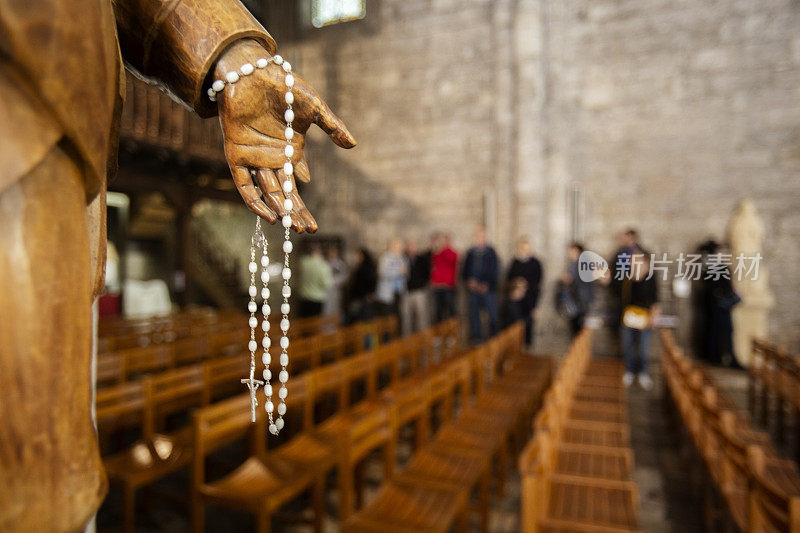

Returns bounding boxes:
[265,0,800,350]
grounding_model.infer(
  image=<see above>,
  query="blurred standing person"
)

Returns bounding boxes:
[431,233,458,323]
[345,248,377,324]
[376,238,408,320]
[505,237,542,348]
[609,229,639,318]
[463,227,500,343]
[298,243,334,318]
[323,245,348,318]
[402,239,432,335]
[557,242,595,336]
[620,250,659,390]
[695,240,741,367]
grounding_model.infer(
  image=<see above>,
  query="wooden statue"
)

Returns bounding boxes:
[0,0,354,530]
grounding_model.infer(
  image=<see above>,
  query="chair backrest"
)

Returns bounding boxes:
[123,343,173,378]
[97,352,125,387]
[310,360,349,424]
[172,336,210,366]
[202,353,250,403]
[207,328,247,357]
[343,351,377,404]
[145,365,205,436]
[192,394,263,487]
[96,380,147,434]
[316,330,346,362]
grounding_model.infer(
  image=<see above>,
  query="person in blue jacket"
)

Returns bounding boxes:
[462,227,500,342]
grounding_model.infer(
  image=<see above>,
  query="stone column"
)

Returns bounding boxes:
[728,199,774,367]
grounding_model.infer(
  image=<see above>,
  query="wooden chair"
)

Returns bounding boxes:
[191,394,327,533]
[747,444,800,532]
[104,366,205,533]
[202,353,249,404]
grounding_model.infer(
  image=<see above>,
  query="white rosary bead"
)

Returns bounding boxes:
[273,55,283,65]
[262,304,271,316]
[265,384,272,396]
[248,261,257,273]
[277,402,286,415]
[261,287,270,299]
[285,92,294,105]
[225,71,239,84]
[279,371,288,384]
[282,215,292,228]
[279,387,288,400]
[262,353,271,366]
[281,303,290,315]
[263,369,272,381]
[285,74,294,88]
[282,285,291,298]
[248,316,258,328]
[207,88,216,99]
[280,318,290,332]
[262,336,271,348]
[261,270,270,283]
[249,285,257,297]
[275,418,284,430]
[265,400,274,413]
[282,180,293,194]
[248,340,258,352]
[283,162,293,176]
[284,144,294,158]
[212,80,225,92]
[269,424,278,435]
[280,336,290,349]
[283,198,294,211]
[262,320,270,331]
[282,61,292,73]
[282,267,291,280]
[256,58,268,68]
[248,301,257,313]
[240,63,254,75]
[284,126,294,140]
[280,353,288,366]
[261,255,269,267]
[282,240,293,253]
[284,109,294,123]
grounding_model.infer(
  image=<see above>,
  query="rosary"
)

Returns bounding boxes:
[208,54,296,436]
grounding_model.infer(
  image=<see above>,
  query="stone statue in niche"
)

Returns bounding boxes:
[0,0,354,529]
[727,199,774,367]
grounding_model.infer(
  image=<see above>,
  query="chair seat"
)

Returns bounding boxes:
[342,479,467,533]
[554,446,632,481]
[104,430,192,487]
[434,422,503,453]
[545,477,639,531]
[266,432,336,473]
[402,445,489,487]
[198,456,308,513]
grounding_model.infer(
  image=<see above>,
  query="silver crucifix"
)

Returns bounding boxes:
[241,377,264,422]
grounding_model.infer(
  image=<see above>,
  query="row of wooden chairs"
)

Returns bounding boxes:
[99,318,459,533]
[97,315,398,388]
[99,308,245,351]
[748,338,800,459]
[99,310,346,353]
[519,329,642,533]
[342,323,553,533]
[661,329,800,532]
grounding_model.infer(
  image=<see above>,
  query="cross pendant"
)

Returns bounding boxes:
[241,378,264,422]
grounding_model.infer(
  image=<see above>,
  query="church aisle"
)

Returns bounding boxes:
[628,358,704,533]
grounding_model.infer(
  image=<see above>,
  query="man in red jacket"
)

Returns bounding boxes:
[430,233,458,323]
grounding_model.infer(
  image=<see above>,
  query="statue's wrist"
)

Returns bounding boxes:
[214,39,270,81]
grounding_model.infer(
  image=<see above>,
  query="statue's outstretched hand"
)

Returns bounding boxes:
[214,39,356,233]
